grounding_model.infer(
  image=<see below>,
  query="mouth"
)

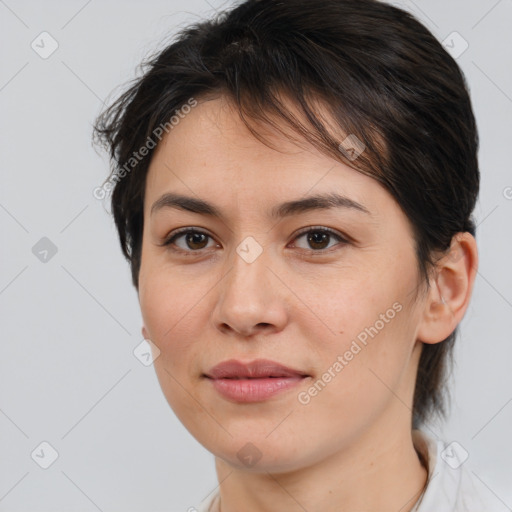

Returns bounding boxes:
[203,358,310,380]
[203,359,310,403]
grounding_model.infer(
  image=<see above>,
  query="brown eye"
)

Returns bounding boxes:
[306,231,330,250]
[293,228,348,252]
[163,229,215,252]
[183,232,209,250]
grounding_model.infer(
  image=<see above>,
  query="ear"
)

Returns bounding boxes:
[417,232,478,344]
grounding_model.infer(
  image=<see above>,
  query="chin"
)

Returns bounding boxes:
[203,435,315,474]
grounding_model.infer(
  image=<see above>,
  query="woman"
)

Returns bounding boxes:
[94,0,504,510]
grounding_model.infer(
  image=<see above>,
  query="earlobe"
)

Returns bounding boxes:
[417,232,478,345]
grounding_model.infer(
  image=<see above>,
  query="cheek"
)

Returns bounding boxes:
[138,265,199,354]
[303,268,401,349]
[304,264,418,398]
[298,308,416,437]
[138,267,210,415]
[139,246,194,326]
[138,260,222,382]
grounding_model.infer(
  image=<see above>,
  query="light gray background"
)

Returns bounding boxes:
[1,0,511,510]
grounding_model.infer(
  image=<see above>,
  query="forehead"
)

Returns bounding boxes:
[145,96,381,204]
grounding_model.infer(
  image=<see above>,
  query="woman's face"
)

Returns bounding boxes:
[139,96,427,471]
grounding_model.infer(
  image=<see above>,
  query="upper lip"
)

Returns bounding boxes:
[204,359,309,379]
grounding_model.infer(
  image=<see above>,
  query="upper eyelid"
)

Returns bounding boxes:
[293,226,347,239]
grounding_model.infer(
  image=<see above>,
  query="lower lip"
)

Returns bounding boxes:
[207,376,307,403]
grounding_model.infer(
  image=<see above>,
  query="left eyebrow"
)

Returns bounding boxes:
[270,192,371,218]
[150,192,372,219]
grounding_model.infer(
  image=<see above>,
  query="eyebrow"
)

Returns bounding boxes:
[150,192,371,219]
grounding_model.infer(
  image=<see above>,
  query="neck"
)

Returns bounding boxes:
[214,413,428,512]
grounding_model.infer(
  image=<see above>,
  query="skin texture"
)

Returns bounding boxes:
[138,96,478,512]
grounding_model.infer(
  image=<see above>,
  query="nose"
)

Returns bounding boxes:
[210,243,289,338]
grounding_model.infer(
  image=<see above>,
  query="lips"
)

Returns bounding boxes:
[204,358,309,380]
[203,359,310,403]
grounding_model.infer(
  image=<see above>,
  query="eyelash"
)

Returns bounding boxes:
[160,226,349,256]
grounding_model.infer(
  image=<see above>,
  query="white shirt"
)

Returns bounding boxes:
[195,429,508,511]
